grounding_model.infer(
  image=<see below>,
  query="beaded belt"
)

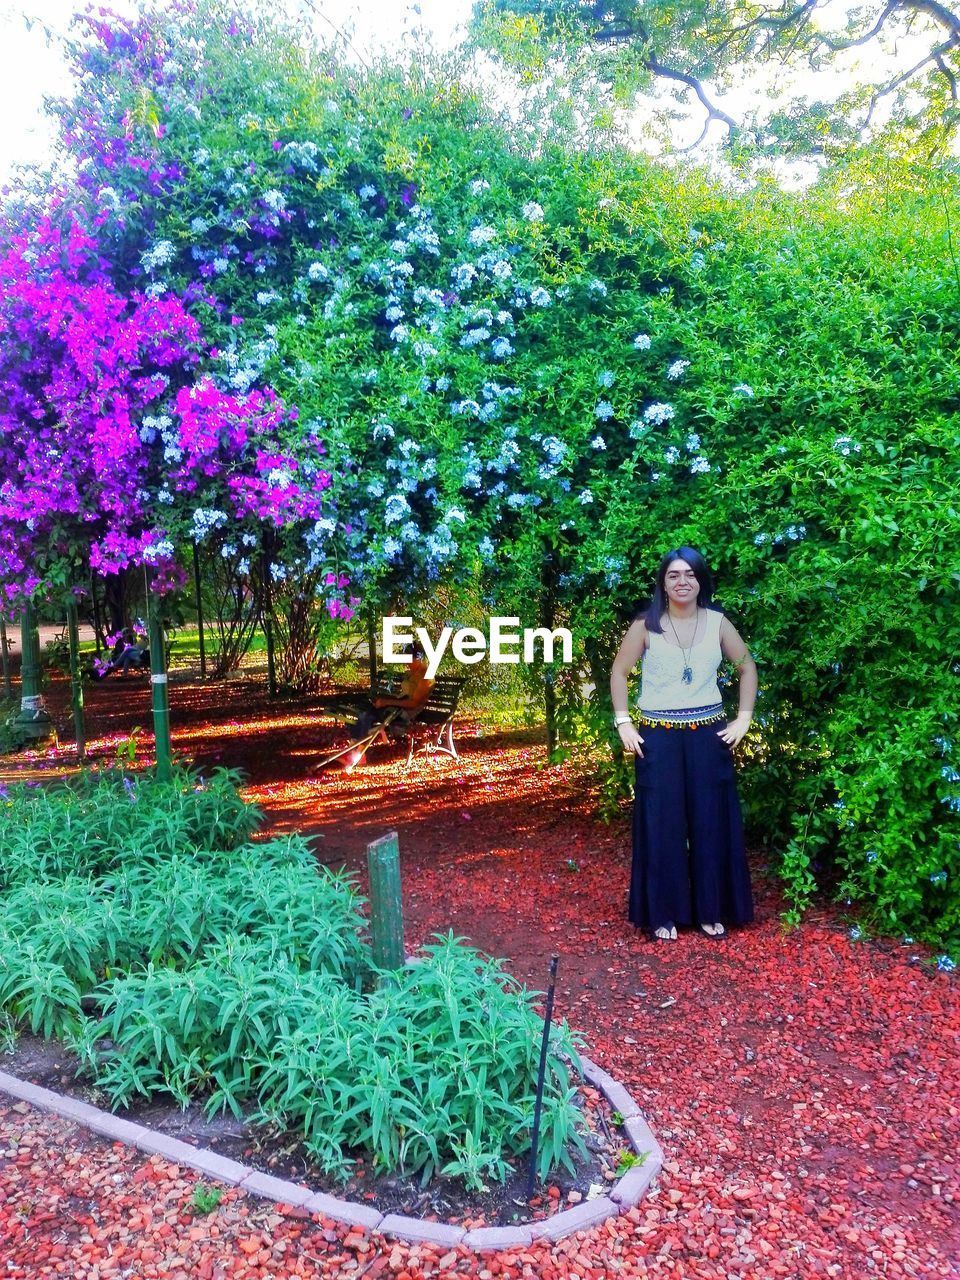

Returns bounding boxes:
[637,703,724,729]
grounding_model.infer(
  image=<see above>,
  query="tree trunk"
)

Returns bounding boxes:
[541,571,559,758]
[192,542,207,679]
[67,597,86,760]
[14,600,53,740]
[104,569,127,635]
[367,606,379,693]
[0,616,11,700]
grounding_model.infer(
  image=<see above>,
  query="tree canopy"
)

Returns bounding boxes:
[470,0,960,154]
[1,0,958,954]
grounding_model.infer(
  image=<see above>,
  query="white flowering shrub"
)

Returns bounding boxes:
[17,1,958,952]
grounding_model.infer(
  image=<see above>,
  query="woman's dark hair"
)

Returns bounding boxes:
[642,546,717,633]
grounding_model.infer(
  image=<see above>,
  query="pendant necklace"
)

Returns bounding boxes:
[667,609,699,685]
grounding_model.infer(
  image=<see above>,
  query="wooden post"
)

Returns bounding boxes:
[366,831,405,970]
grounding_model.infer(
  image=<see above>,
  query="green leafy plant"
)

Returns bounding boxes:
[113,728,143,767]
[251,934,586,1190]
[0,767,261,888]
[0,1011,18,1055]
[0,702,31,756]
[615,1150,647,1176]
[190,1183,223,1215]
[17,0,957,956]
[0,765,586,1189]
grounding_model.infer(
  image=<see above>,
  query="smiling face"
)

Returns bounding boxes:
[663,558,699,609]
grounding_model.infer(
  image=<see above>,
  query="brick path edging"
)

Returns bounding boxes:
[0,1055,662,1251]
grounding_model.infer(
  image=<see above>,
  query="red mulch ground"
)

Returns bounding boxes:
[1,672,959,1279]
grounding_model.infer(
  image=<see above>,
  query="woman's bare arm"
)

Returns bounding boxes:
[718,617,757,747]
[610,619,647,756]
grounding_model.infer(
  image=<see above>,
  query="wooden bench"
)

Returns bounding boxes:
[387,674,466,767]
[317,674,467,769]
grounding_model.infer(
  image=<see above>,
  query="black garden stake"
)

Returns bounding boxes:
[527,953,560,1200]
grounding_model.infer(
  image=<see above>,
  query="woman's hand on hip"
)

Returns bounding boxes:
[717,715,750,747]
[617,721,645,756]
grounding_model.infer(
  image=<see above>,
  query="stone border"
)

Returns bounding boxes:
[0,1055,662,1250]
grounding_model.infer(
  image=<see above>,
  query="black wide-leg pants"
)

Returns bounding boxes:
[628,722,754,931]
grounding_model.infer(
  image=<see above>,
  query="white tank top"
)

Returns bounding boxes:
[639,609,723,713]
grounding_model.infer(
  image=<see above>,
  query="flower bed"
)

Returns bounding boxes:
[0,769,587,1197]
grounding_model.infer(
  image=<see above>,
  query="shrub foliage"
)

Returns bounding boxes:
[0,770,584,1189]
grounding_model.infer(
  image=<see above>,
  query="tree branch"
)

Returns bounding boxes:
[903,0,960,41]
[646,52,740,140]
[484,0,960,145]
[590,25,645,44]
[577,14,741,141]
[819,0,960,52]
[864,33,960,125]
[882,33,959,92]
[818,0,900,51]
[935,49,959,98]
[711,0,818,61]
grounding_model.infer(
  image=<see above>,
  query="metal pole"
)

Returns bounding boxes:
[366,831,405,970]
[14,599,53,740]
[192,541,207,679]
[146,587,172,781]
[0,616,11,700]
[66,597,86,761]
[526,954,560,1199]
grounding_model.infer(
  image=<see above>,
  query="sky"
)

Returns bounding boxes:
[0,0,475,182]
[0,0,937,184]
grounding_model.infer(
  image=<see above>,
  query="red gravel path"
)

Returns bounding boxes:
[1,675,959,1277]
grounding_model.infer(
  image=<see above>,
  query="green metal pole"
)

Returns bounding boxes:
[192,542,207,680]
[147,589,172,781]
[366,831,406,970]
[14,600,53,740]
[66,598,86,761]
[0,616,11,701]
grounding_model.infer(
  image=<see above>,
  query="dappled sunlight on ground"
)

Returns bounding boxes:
[2,670,958,1278]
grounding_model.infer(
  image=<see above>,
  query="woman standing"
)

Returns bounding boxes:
[610,547,757,940]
